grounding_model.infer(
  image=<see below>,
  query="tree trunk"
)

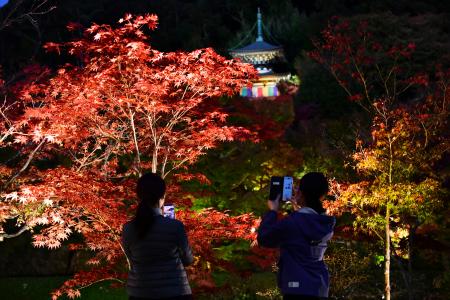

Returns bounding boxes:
[152,150,158,174]
[385,206,391,300]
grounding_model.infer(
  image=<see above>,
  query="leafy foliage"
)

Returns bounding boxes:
[312,17,449,300]
[0,14,267,298]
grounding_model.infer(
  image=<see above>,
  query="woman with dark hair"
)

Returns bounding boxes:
[257,172,336,300]
[121,173,193,300]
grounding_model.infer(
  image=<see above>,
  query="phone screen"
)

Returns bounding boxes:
[163,204,175,219]
[282,177,293,201]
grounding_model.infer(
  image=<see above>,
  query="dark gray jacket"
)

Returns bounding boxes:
[121,208,194,298]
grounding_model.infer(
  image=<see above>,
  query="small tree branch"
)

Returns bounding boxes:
[128,106,141,175]
[0,225,28,241]
[5,138,46,188]
[0,0,56,32]
[77,277,124,291]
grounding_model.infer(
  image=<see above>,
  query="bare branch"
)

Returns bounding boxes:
[128,105,141,175]
[5,138,46,187]
[0,225,28,241]
[77,277,124,291]
[0,0,56,32]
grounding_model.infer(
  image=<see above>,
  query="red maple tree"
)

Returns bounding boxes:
[0,14,266,298]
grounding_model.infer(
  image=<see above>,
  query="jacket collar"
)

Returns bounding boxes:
[298,207,319,215]
[152,207,162,215]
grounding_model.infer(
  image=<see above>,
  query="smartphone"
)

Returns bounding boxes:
[269,176,293,202]
[163,204,175,219]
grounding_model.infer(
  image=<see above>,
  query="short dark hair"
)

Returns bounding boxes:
[299,172,329,214]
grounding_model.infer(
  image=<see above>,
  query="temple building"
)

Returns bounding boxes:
[230,8,290,98]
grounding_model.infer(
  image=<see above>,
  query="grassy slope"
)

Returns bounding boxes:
[0,272,280,300]
[0,277,126,300]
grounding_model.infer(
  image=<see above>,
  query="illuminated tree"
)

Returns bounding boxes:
[311,18,449,300]
[0,14,262,298]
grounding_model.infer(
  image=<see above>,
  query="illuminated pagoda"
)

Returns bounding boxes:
[230,8,290,98]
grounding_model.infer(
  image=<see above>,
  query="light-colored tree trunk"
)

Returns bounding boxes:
[386,132,393,300]
[385,205,391,300]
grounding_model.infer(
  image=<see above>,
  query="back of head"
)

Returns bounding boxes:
[136,172,166,204]
[134,173,166,238]
[299,172,329,214]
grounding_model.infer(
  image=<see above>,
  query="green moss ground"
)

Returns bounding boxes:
[0,272,280,300]
[0,276,126,300]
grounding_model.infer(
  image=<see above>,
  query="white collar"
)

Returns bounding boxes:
[298,207,319,215]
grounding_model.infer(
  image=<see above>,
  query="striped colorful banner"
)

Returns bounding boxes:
[240,85,279,98]
[240,87,252,97]
[257,87,263,97]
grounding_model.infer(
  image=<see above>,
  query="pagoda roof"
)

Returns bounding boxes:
[231,40,283,53]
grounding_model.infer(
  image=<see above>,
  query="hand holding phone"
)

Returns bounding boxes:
[267,194,281,211]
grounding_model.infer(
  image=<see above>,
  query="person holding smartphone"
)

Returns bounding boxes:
[257,172,336,300]
[121,173,193,300]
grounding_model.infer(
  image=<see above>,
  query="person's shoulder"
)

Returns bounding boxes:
[287,211,303,219]
[172,218,186,228]
[327,215,337,226]
[288,211,315,222]
[292,210,334,219]
[121,220,136,236]
[171,218,189,233]
[275,212,297,225]
[292,211,336,227]
[159,217,185,228]
[122,220,133,229]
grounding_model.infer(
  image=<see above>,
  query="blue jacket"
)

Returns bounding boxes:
[257,209,336,297]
